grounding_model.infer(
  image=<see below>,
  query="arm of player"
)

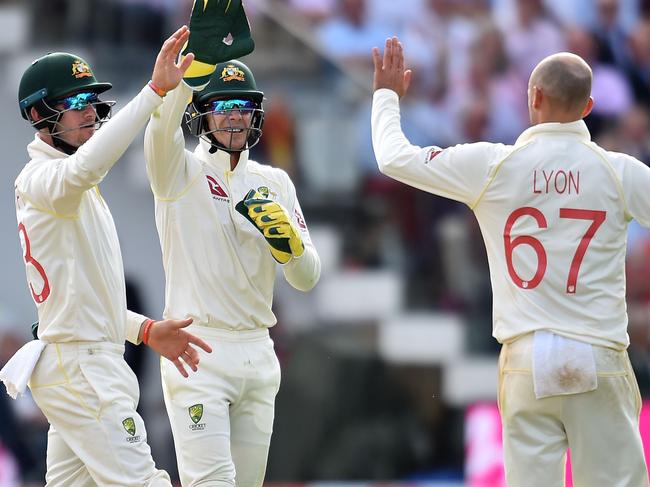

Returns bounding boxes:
[281,186,320,292]
[126,310,149,345]
[617,152,650,226]
[25,26,193,215]
[144,82,202,200]
[371,37,502,206]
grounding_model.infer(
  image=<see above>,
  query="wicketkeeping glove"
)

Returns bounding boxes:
[235,189,305,264]
[182,0,255,87]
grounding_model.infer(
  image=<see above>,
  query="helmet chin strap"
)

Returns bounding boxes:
[37,121,79,155]
[42,123,80,155]
[51,132,80,155]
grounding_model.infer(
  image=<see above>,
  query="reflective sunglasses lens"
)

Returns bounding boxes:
[207,99,256,112]
[60,92,99,110]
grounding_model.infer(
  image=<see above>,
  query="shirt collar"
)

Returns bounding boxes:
[515,120,591,146]
[195,138,249,173]
[27,134,67,161]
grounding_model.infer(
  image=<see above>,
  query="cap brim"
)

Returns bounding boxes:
[57,82,113,99]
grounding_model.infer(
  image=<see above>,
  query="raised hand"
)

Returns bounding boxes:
[151,25,196,93]
[146,317,213,378]
[372,36,412,98]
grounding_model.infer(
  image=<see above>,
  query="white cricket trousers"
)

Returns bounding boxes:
[29,341,171,487]
[499,333,649,487]
[161,326,281,487]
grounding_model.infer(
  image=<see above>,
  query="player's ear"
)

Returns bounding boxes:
[30,106,42,121]
[581,96,594,118]
[532,86,543,110]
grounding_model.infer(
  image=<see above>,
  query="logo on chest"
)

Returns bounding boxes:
[206,175,229,202]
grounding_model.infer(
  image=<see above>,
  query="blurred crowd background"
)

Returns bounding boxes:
[3,0,650,485]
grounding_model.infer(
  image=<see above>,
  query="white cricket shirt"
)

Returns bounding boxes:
[14,86,163,344]
[144,83,320,330]
[372,88,650,350]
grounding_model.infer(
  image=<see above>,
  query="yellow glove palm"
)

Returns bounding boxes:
[235,190,304,263]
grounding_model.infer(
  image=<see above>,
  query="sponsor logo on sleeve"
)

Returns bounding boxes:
[425,148,443,163]
[294,209,307,230]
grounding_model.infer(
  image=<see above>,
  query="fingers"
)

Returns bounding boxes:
[253,210,285,227]
[182,350,199,372]
[172,317,194,329]
[372,46,382,72]
[263,224,290,239]
[179,52,195,74]
[187,334,213,353]
[159,26,189,61]
[170,24,189,41]
[404,69,413,93]
[395,38,404,74]
[383,37,392,71]
[173,358,189,378]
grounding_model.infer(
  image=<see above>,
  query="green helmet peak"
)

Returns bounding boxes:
[18,52,112,120]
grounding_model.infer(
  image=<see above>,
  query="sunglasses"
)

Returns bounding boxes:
[55,92,99,110]
[205,99,257,113]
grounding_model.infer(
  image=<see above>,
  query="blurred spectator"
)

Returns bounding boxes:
[401,0,449,89]
[445,26,527,144]
[315,0,389,71]
[257,93,298,178]
[592,0,635,67]
[627,17,650,104]
[498,0,566,83]
[596,104,650,162]
[566,27,634,134]
[616,105,650,160]
[365,0,426,34]
[289,0,336,24]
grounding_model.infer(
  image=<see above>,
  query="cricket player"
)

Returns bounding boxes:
[372,37,650,486]
[143,9,319,485]
[11,26,213,486]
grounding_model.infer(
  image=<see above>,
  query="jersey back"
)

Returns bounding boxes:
[475,133,628,348]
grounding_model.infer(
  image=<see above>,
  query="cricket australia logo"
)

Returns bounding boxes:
[220,64,246,82]
[256,186,277,199]
[122,417,141,443]
[189,404,206,431]
[71,60,92,79]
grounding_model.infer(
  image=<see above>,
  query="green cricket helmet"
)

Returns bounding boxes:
[185,59,265,153]
[18,52,114,133]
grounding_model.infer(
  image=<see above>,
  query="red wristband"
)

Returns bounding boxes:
[142,319,155,345]
[148,80,167,98]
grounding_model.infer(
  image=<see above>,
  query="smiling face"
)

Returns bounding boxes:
[204,98,256,151]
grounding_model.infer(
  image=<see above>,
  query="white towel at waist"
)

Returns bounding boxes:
[532,330,597,399]
[0,340,46,399]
